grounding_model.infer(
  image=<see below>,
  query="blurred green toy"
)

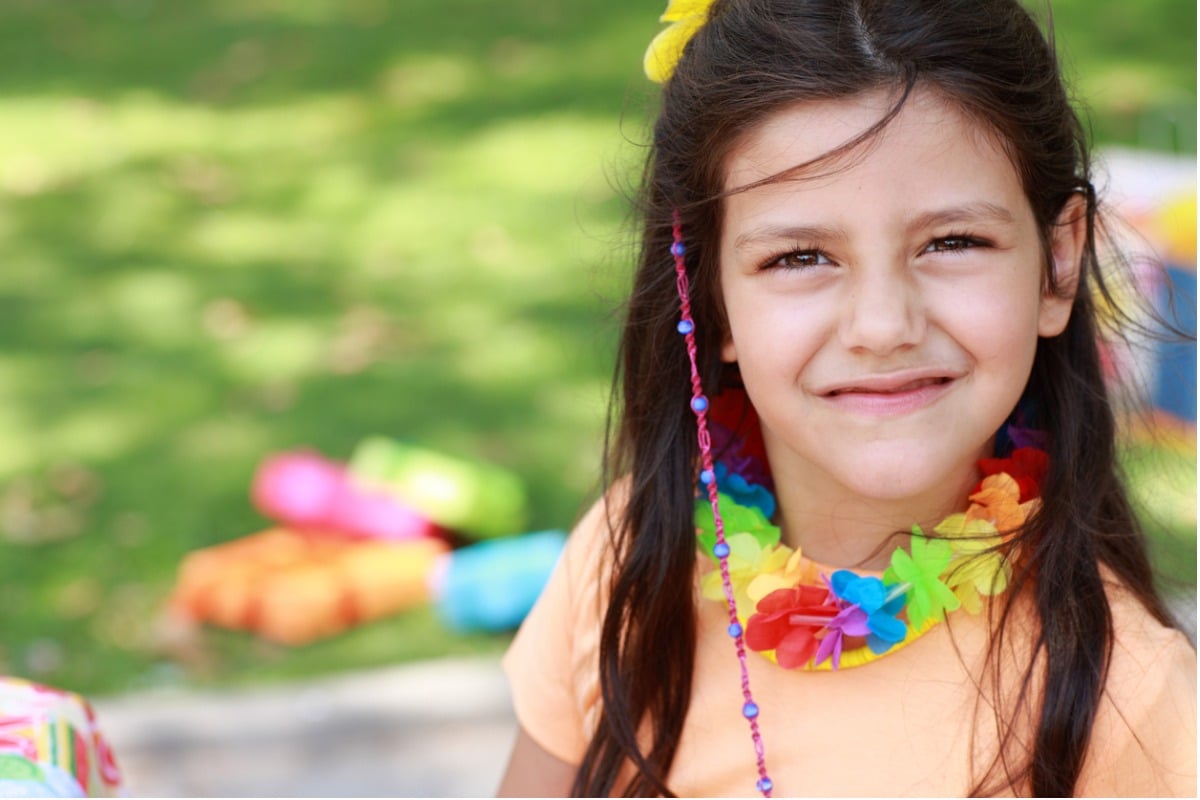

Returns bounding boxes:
[349,437,528,539]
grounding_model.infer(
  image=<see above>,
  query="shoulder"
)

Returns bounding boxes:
[1077,571,1196,796]
[547,478,628,616]
[1100,570,1195,691]
[500,481,629,764]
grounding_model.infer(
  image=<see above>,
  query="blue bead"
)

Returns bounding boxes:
[670,241,686,257]
[691,396,708,412]
[676,319,694,334]
[712,541,730,558]
[727,622,742,637]
[756,777,773,794]
[699,469,714,485]
[742,702,759,719]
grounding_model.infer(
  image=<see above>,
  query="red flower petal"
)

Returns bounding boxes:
[746,611,788,651]
[976,447,1048,501]
[776,626,821,669]
[755,587,802,615]
[711,388,768,463]
[745,585,838,653]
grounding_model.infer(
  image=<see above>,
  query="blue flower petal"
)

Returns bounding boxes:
[867,611,907,643]
[830,570,857,600]
[841,575,886,613]
[880,589,906,617]
[866,633,898,654]
[713,463,776,518]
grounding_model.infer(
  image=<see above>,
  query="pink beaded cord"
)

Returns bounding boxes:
[671,211,774,798]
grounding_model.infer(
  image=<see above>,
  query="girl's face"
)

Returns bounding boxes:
[718,88,1081,513]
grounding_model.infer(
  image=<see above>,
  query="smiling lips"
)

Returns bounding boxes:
[820,372,957,416]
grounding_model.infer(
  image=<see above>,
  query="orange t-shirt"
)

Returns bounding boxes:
[502,492,1197,796]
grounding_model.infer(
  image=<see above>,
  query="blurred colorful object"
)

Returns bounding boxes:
[251,450,439,541]
[1150,191,1196,424]
[1153,191,1197,264]
[349,437,528,539]
[170,529,449,645]
[0,678,121,797]
[431,530,567,632]
[169,438,563,645]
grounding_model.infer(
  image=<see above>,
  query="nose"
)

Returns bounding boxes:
[839,266,925,355]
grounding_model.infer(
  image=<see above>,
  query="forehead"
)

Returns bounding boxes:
[722,87,1022,205]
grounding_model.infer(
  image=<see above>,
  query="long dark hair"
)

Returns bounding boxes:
[573,0,1176,795]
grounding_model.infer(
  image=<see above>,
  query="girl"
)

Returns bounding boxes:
[499,0,1196,796]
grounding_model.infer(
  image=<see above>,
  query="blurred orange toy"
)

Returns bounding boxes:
[169,528,448,645]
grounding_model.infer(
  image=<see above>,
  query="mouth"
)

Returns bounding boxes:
[819,371,959,416]
[825,376,954,397]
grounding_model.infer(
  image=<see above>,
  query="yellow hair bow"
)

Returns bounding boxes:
[643,0,716,83]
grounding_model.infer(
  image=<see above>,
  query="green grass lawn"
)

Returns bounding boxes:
[0,0,1194,696]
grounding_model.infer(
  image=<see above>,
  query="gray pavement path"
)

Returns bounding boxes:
[93,657,517,797]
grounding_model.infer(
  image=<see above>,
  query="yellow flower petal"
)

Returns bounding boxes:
[933,512,968,537]
[643,14,706,83]
[660,0,714,22]
[747,571,794,604]
[936,514,1000,559]
[954,581,983,614]
[984,562,1009,595]
[760,545,792,573]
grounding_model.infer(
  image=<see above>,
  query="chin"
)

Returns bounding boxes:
[828,440,980,504]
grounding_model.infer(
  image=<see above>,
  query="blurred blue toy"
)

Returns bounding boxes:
[430,530,567,632]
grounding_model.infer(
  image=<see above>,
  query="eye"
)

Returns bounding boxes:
[924,235,989,254]
[763,250,833,271]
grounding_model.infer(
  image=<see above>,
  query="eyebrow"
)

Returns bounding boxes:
[732,202,1017,251]
[908,202,1016,230]
[733,223,845,251]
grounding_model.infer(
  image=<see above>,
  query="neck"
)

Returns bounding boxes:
[767,453,984,571]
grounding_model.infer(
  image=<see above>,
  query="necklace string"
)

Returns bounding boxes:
[671,211,775,796]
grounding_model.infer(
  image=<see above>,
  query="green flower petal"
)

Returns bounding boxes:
[888,531,960,628]
[696,493,780,561]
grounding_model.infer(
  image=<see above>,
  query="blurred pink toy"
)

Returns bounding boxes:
[251,450,438,542]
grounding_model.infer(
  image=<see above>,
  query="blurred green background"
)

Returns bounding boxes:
[0,0,1194,696]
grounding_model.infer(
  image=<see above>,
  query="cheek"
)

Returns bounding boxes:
[724,290,833,366]
[941,284,1042,372]
[940,258,1043,328]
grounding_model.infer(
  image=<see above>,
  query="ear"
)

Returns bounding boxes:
[1037,192,1087,338]
[721,334,737,363]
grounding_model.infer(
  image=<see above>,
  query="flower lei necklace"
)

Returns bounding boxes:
[669,212,1048,796]
[694,445,1048,672]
